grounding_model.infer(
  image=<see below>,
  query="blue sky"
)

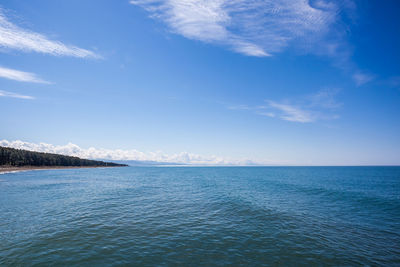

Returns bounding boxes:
[0,0,399,165]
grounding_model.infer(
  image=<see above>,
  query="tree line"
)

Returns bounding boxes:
[0,146,126,167]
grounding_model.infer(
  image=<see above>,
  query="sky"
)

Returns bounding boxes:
[0,0,399,165]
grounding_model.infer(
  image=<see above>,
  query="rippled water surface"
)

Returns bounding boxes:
[1,167,399,266]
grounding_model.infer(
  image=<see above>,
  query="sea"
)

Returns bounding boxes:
[0,166,399,266]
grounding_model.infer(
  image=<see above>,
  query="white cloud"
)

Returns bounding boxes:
[0,66,49,83]
[131,0,372,87]
[386,76,400,89]
[353,72,374,86]
[255,111,275,118]
[308,88,342,109]
[266,101,314,123]
[227,104,251,110]
[0,139,271,166]
[130,0,344,57]
[229,88,341,123]
[0,8,99,58]
[0,90,34,99]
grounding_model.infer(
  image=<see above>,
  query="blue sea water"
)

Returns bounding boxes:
[0,166,399,266]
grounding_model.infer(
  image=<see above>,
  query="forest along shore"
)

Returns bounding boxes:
[0,165,124,174]
[0,146,127,174]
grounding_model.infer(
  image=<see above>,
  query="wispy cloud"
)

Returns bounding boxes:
[353,71,374,86]
[0,139,273,166]
[308,87,342,109]
[266,101,314,123]
[229,88,341,123]
[0,66,49,83]
[0,8,99,58]
[0,90,34,99]
[227,104,251,110]
[386,76,400,89]
[130,0,349,57]
[131,0,373,87]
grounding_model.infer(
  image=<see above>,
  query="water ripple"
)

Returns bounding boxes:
[0,167,399,266]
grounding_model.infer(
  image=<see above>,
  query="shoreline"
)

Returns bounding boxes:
[0,165,125,175]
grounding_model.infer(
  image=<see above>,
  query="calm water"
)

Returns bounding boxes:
[0,167,399,266]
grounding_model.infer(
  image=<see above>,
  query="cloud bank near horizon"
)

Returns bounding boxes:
[0,140,268,166]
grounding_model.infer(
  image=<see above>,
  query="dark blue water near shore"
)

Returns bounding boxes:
[1,167,399,266]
